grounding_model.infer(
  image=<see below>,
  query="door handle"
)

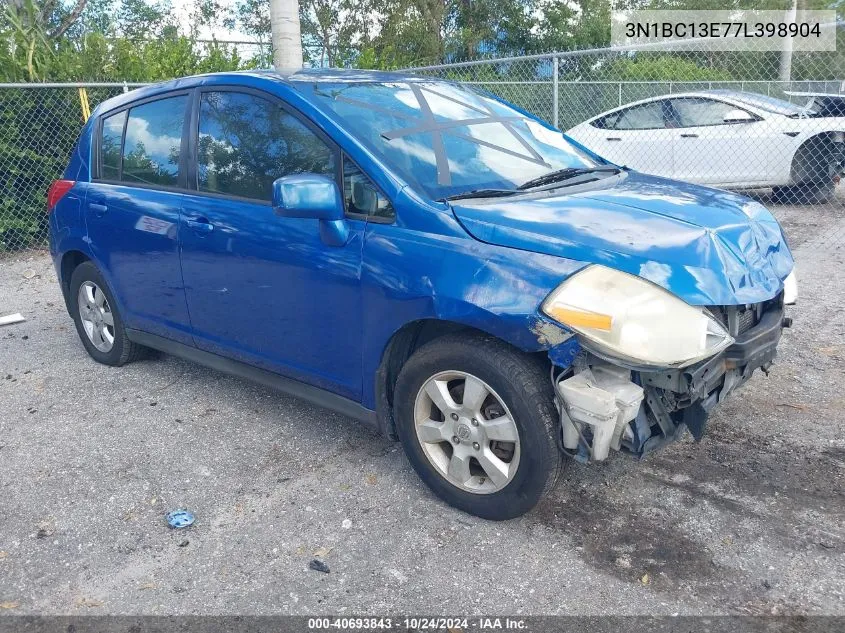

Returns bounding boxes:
[606,137,621,141]
[680,133,699,138]
[186,217,214,234]
[89,202,108,217]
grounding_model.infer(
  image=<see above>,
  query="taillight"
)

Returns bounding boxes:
[47,179,75,212]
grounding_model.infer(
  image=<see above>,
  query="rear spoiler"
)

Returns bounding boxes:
[784,90,845,99]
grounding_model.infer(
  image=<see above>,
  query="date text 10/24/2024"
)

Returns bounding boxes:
[307,617,529,630]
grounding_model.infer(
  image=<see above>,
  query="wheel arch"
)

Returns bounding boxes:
[59,249,92,314]
[374,318,548,439]
[790,131,845,184]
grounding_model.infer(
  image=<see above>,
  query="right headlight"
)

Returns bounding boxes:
[541,265,734,368]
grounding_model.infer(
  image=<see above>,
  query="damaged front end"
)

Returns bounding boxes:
[450,168,797,462]
[549,292,791,462]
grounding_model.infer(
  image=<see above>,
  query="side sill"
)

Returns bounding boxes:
[126,329,379,430]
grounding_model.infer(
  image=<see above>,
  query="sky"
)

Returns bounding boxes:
[171,0,258,42]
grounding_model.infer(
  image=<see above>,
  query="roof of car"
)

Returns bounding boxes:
[584,88,810,122]
[256,67,430,82]
[614,89,754,102]
[91,68,431,117]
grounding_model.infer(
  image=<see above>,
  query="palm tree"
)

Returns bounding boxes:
[270,0,303,69]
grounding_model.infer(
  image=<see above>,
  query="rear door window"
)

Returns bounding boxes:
[121,95,188,187]
[197,90,336,201]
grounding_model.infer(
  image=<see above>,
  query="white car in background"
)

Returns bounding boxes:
[565,90,845,203]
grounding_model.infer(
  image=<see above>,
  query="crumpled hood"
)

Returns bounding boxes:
[450,171,794,306]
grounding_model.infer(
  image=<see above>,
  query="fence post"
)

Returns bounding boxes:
[552,55,559,128]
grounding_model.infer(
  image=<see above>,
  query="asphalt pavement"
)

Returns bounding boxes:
[0,200,843,615]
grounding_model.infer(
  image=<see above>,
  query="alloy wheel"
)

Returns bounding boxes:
[77,280,115,353]
[413,371,521,494]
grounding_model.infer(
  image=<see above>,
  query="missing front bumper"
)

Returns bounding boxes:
[555,301,788,462]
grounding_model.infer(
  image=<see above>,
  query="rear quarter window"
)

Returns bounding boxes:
[100,111,126,180]
[591,113,617,129]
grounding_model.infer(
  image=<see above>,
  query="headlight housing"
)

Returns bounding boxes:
[541,265,734,368]
[783,268,797,305]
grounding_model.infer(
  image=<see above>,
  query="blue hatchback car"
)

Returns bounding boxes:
[49,69,797,519]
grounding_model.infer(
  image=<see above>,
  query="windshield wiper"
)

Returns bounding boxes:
[443,167,621,201]
[517,166,620,191]
[442,188,519,201]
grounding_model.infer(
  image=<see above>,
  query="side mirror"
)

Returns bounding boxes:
[723,109,755,124]
[272,174,343,221]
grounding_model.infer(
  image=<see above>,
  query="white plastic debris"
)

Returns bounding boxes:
[557,366,644,460]
[341,519,352,529]
[0,313,25,327]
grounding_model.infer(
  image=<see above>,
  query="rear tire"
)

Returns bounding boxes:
[394,333,563,520]
[772,181,835,205]
[69,261,146,366]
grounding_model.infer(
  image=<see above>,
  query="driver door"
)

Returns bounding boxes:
[668,97,775,185]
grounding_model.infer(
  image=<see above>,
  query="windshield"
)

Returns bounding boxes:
[297,80,599,200]
[711,90,814,116]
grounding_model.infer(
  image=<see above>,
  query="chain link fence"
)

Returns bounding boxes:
[412,40,845,251]
[2,40,845,253]
[0,82,148,253]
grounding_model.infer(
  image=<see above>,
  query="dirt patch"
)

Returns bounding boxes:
[536,476,720,587]
[531,419,845,611]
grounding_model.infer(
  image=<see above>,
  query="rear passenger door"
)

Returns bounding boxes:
[667,97,770,185]
[86,93,193,344]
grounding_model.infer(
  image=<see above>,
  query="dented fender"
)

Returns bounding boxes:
[529,317,582,370]
[359,201,587,409]
[358,174,794,414]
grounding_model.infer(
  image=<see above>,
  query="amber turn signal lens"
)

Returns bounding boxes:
[546,307,613,331]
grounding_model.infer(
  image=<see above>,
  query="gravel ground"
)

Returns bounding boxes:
[0,203,843,617]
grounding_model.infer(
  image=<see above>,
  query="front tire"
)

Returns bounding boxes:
[69,261,145,366]
[394,333,562,520]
